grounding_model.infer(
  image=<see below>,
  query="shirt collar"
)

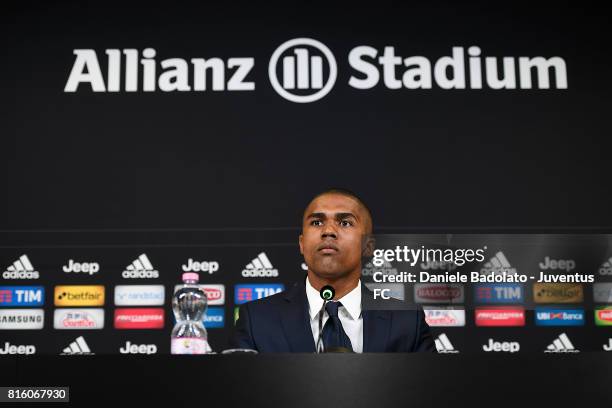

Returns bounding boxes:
[305,276,362,321]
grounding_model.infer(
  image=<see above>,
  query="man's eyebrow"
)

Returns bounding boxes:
[306,212,358,220]
[335,212,359,220]
[306,212,326,219]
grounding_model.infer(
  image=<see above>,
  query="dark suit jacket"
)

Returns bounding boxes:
[230,280,435,352]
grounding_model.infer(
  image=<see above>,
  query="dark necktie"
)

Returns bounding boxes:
[321,301,353,352]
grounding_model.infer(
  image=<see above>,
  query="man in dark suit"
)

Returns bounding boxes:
[231,188,435,352]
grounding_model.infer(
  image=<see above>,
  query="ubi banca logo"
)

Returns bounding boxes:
[64,38,568,103]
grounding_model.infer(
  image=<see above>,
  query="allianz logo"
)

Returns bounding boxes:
[482,338,520,353]
[539,256,575,272]
[420,260,457,271]
[0,342,36,355]
[64,40,568,104]
[119,341,157,355]
[181,258,219,274]
[63,259,100,275]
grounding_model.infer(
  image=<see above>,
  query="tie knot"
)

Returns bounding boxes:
[325,301,342,318]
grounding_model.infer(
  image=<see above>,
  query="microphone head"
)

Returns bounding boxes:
[320,285,335,301]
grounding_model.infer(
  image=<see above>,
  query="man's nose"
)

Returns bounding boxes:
[321,224,337,239]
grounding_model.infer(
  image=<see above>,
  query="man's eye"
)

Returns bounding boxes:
[339,220,353,227]
[311,220,323,226]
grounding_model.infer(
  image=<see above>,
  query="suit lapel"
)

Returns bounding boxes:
[280,282,316,352]
[362,286,391,352]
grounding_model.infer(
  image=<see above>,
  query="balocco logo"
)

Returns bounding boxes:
[268,38,337,103]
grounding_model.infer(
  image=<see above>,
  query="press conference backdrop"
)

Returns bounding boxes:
[1,2,610,355]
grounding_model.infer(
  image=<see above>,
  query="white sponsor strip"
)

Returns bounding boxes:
[594,283,612,302]
[114,285,165,306]
[173,284,224,305]
[53,308,105,329]
[423,307,466,327]
[0,308,44,329]
[364,283,405,301]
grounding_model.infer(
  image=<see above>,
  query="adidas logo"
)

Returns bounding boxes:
[2,254,39,279]
[599,257,612,276]
[242,252,278,277]
[434,333,459,353]
[122,254,159,279]
[362,260,398,277]
[544,333,579,353]
[480,251,517,275]
[61,336,94,355]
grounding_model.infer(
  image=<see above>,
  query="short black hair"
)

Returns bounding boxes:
[304,188,373,233]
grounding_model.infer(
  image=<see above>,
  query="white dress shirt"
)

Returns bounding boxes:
[305,276,363,353]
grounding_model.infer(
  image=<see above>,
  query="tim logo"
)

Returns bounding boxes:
[268,38,337,103]
[475,284,523,304]
[0,286,44,307]
[234,284,285,305]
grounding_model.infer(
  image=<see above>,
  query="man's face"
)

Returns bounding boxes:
[299,193,370,280]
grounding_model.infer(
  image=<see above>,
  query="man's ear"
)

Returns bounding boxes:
[299,234,304,255]
[362,234,375,257]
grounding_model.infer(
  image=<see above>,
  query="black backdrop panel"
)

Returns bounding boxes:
[1,1,611,355]
[1,1,610,230]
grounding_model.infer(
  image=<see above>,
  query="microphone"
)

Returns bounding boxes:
[316,285,335,353]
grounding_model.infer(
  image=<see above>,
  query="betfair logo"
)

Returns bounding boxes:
[533,283,583,303]
[54,285,105,306]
